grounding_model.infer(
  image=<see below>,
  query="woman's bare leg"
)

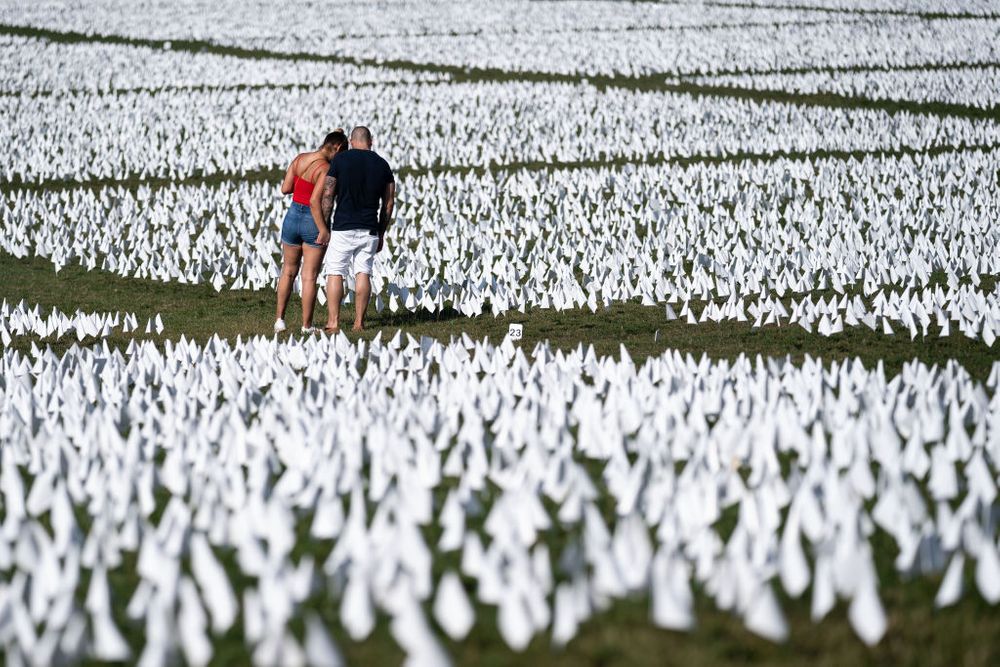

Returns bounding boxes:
[300,244,325,328]
[276,243,303,321]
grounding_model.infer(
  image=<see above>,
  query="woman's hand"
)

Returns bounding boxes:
[316,228,330,246]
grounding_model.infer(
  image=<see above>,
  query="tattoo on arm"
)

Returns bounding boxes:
[320,176,336,223]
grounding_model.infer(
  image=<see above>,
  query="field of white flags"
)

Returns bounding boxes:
[2,0,1000,664]
[2,335,999,665]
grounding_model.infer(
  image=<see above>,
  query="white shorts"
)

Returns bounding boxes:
[323,229,378,278]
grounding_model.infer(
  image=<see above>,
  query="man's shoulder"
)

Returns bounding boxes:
[331,150,353,165]
[328,150,350,173]
[372,152,393,176]
[336,149,392,174]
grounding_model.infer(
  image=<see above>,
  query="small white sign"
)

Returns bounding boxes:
[508,324,523,340]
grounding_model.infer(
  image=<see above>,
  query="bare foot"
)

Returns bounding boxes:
[324,324,340,334]
[351,324,364,333]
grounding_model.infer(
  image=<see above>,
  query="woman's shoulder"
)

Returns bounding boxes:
[293,151,327,172]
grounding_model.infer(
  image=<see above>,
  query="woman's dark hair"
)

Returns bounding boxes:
[323,128,349,153]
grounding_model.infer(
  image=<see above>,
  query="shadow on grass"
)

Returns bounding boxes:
[371,305,467,327]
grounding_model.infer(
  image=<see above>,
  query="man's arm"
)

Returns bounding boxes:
[309,175,336,245]
[377,181,395,252]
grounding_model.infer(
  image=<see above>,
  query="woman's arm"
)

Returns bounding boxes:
[280,156,298,195]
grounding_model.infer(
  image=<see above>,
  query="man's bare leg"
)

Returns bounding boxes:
[276,244,302,322]
[300,245,325,328]
[353,272,372,332]
[325,275,344,333]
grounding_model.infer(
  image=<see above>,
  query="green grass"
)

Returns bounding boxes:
[2,253,997,382]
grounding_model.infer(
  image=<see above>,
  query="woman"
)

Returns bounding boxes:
[274,129,348,334]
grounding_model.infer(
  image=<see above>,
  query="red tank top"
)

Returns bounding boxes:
[292,176,315,204]
[291,157,324,205]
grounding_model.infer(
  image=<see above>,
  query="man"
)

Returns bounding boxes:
[312,126,395,333]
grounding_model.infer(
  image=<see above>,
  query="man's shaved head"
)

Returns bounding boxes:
[350,126,373,147]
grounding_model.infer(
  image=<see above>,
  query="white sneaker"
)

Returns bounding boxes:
[273,319,287,334]
[301,326,320,334]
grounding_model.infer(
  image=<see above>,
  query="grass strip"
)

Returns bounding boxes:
[2,253,996,381]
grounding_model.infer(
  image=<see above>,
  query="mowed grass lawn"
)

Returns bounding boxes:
[2,255,999,667]
[2,253,997,380]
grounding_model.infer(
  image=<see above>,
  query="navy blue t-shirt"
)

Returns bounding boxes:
[328,149,394,233]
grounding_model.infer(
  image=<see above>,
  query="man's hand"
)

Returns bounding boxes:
[316,227,330,246]
[376,233,384,253]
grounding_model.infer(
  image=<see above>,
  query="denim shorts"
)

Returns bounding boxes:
[280,202,322,248]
